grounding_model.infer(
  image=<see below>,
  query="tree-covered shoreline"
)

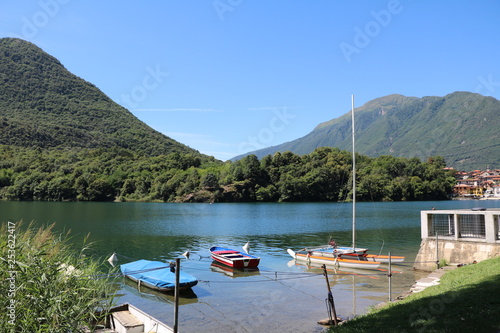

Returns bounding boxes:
[0,145,456,203]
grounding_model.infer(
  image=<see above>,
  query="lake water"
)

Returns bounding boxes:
[2,200,498,332]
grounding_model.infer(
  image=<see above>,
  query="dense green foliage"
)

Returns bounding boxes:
[330,256,500,333]
[0,38,457,202]
[0,38,200,157]
[0,222,116,331]
[0,145,456,202]
[233,92,500,171]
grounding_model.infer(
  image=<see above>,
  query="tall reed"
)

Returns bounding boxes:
[1,221,116,332]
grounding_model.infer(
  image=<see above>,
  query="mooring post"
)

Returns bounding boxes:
[174,258,180,333]
[435,234,439,269]
[322,264,338,325]
[388,252,392,301]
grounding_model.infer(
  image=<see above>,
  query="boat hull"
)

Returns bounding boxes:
[120,259,198,292]
[297,246,405,264]
[124,274,195,292]
[210,261,260,278]
[210,246,260,268]
[287,249,381,269]
[342,253,405,263]
[98,303,174,333]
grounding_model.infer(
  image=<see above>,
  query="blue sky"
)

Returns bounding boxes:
[1,1,499,160]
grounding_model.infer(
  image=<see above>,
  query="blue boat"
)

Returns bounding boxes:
[120,259,198,291]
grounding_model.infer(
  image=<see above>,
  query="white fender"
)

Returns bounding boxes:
[242,242,250,254]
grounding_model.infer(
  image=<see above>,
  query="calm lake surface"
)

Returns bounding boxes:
[2,200,498,332]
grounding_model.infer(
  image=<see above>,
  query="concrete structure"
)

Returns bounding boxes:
[414,208,500,271]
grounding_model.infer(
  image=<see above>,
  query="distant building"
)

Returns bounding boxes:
[452,167,500,198]
[454,184,472,196]
[494,184,500,197]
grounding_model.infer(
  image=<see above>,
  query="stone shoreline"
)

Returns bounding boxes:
[403,265,457,296]
[375,265,459,307]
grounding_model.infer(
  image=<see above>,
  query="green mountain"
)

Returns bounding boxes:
[232,92,500,170]
[0,38,456,203]
[0,38,199,157]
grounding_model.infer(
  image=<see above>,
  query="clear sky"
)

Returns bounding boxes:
[1,1,499,160]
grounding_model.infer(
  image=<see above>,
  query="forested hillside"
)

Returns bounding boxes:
[0,38,198,156]
[0,145,456,202]
[233,92,500,171]
[0,38,457,202]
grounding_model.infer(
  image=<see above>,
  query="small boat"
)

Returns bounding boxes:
[287,249,381,269]
[295,244,404,263]
[287,96,404,269]
[122,276,199,305]
[120,259,198,292]
[210,246,260,268]
[91,303,174,333]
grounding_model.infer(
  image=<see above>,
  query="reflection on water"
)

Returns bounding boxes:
[210,261,261,278]
[121,277,199,305]
[1,200,498,332]
[289,258,429,314]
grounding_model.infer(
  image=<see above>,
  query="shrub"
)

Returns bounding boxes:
[0,221,116,332]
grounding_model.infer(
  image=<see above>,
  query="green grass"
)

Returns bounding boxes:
[329,256,500,333]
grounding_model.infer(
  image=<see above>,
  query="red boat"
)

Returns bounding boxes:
[210,246,260,268]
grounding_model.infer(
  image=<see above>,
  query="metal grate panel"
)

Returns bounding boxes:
[458,214,485,239]
[430,214,455,237]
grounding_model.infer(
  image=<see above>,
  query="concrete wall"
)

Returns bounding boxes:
[414,238,500,271]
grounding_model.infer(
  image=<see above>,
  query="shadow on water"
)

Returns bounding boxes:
[210,261,261,278]
[121,277,200,306]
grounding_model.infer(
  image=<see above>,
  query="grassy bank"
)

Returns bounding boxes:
[330,256,500,333]
[0,221,116,332]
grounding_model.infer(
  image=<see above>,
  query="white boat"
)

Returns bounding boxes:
[287,248,381,269]
[288,96,404,268]
[91,303,173,333]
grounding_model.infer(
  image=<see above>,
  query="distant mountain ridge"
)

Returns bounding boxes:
[0,38,200,157]
[0,39,460,203]
[232,92,500,170]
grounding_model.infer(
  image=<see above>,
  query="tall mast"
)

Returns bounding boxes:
[351,94,356,251]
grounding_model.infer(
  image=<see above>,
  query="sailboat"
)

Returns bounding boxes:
[287,95,404,269]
